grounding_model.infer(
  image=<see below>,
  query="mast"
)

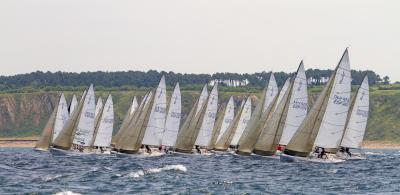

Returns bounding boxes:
[340,75,369,149]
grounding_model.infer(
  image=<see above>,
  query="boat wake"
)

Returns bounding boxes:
[54,191,81,195]
[43,174,63,182]
[127,164,187,178]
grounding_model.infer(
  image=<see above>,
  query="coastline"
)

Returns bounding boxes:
[1,139,400,149]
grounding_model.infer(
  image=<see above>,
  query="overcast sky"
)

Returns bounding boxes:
[1,0,399,81]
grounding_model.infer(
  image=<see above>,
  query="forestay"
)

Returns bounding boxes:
[162,83,182,147]
[93,95,114,147]
[195,84,218,147]
[142,76,167,146]
[72,84,96,146]
[52,93,69,142]
[341,76,369,149]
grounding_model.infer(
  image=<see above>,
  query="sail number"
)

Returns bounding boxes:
[84,112,95,119]
[333,95,349,106]
[356,108,368,117]
[155,106,166,114]
[293,100,307,111]
[170,111,181,118]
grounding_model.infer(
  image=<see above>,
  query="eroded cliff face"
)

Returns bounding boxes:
[0,93,58,137]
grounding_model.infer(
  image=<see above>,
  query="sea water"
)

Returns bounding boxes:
[0,148,399,194]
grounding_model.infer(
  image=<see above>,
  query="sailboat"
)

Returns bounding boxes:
[34,93,69,151]
[214,97,247,151]
[337,75,369,160]
[114,90,155,154]
[51,84,96,154]
[141,76,168,154]
[253,78,292,156]
[194,84,218,154]
[174,86,209,154]
[92,94,114,154]
[281,49,352,163]
[209,96,235,150]
[69,94,78,116]
[161,83,182,152]
[252,61,308,157]
[236,73,279,155]
[111,95,140,147]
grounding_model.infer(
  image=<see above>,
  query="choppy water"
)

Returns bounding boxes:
[0,148,399,194]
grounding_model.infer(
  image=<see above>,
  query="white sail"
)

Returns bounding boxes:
[195,84,219,147]
[142,76,167,146]
[274,78,291,111]
[314,50,352,149]
[79,90,87,103]
[93,95,114,147]
[69,95,78,116]
[279,62,308,145]
[95,97,103,117]
[216,96,235,142]
[341,76,369,148]
[52,93,70,141]
[196,84,209,115]
[130,96,139,115]
[230,97,252,145]
[72,84,96,146]
[263,73,279,113]
[161,83,182,147]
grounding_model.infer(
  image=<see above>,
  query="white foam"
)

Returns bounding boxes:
[54,191,81,195]
[44,174,62,182]
[127,164,187,178]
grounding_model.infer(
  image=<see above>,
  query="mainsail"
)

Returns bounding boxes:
[34,96,59,151]
[263,73,278,113]
[69,94,78,116]
[52,93,69,142]
[285,49,351,156]
[279,62,308,145]
[142,76,167,146]
[210,96,235,149]
[253,78,292,155]
[195,84,218,147]
[230,97,252,146]
[95,97,103,118]
[53,89,88,150]
[93,95,114,147]
[340,75,369,149]
[161,83,182,147]
[72,84,97,147]
[174,90,208,153]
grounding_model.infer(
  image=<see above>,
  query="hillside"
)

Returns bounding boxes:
[0,88,399,142]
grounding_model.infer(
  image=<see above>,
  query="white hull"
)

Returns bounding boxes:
[280,153,345,163]
[50,147,94,156]
[336,152,366,160]
[113,149,165,157]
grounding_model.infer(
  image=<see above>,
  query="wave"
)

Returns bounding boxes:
[54,191,81,195]
[43,174,63,182]
[128,164,187,178]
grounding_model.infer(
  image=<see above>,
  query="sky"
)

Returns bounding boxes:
[0,0,399,81]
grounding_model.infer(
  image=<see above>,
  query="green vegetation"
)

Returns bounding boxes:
[0,87,399,143]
